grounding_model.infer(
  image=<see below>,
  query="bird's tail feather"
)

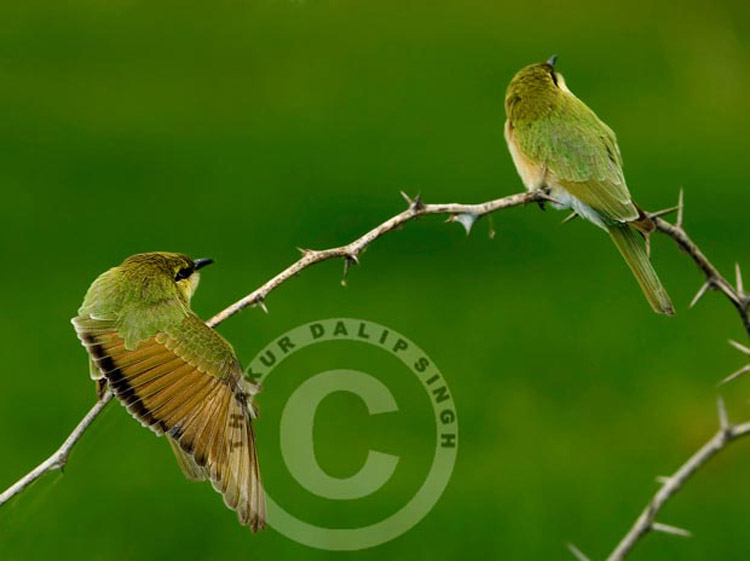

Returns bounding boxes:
[607,224,674,315]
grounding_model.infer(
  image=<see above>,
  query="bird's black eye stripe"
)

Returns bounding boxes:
[549,68,558,86]
[175,265,194,281]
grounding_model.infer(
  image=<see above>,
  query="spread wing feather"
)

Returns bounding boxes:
[167,438,206,481]
[72,314,265,531]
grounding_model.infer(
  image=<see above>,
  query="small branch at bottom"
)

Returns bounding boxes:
[0,392,113,507]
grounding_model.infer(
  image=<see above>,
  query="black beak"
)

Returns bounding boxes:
[194,258,214,271]
[546,54,558,68]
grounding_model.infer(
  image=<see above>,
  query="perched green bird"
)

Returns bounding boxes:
[504,56,674,315]
[72,252,266,531]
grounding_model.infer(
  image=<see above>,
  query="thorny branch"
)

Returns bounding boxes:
[1,189,748,560]
[606,396,750,560]
[650,190,750,337]
[569,192,750,559]
[0,189,541,508]
[0,392,114,506]
[205,190,542,327]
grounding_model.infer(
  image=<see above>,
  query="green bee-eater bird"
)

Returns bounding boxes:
[72,252,265,530]
[504,56,674,315]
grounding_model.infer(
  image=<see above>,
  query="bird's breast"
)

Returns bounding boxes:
[504,120,546,191]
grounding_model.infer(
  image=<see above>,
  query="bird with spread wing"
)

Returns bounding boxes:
[72,252,265,530]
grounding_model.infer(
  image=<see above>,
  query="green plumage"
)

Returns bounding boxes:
[77,252,192,348]
[72,252,266,530]
[608,225,674,315]
[504,59,674,315]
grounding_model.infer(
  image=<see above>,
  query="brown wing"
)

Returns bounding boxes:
[167,437,206,481]
[72,316,266,531]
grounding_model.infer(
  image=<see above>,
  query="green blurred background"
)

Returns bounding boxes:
[1,0,749,559]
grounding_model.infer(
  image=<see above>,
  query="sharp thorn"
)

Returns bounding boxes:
[342,262,349,286]
[656,475,672,485]
[565,543,590,561]
[676,188,685,229]
[412,193,424,211]
[297,247,316,258]
[254,297,269,314]
[736,263,744,295]
[341,252,359,285]
[719,365,750,386]
[651,522,692,538]
[400,191,424,211]
[729,339,750,355]
[650,205,680,219]
[717,395,729,429]
[689,281,712,309]
[561,211,579,225]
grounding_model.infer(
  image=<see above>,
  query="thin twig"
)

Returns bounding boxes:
[604,338,750,559]
[0,392,114,506]
[607,419,750,560]
[205,190,542,327]
[655,216,749,335]
[649,191,750,336]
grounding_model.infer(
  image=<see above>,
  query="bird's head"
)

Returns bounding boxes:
[120,252,214,305]
[505,55,570,121]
